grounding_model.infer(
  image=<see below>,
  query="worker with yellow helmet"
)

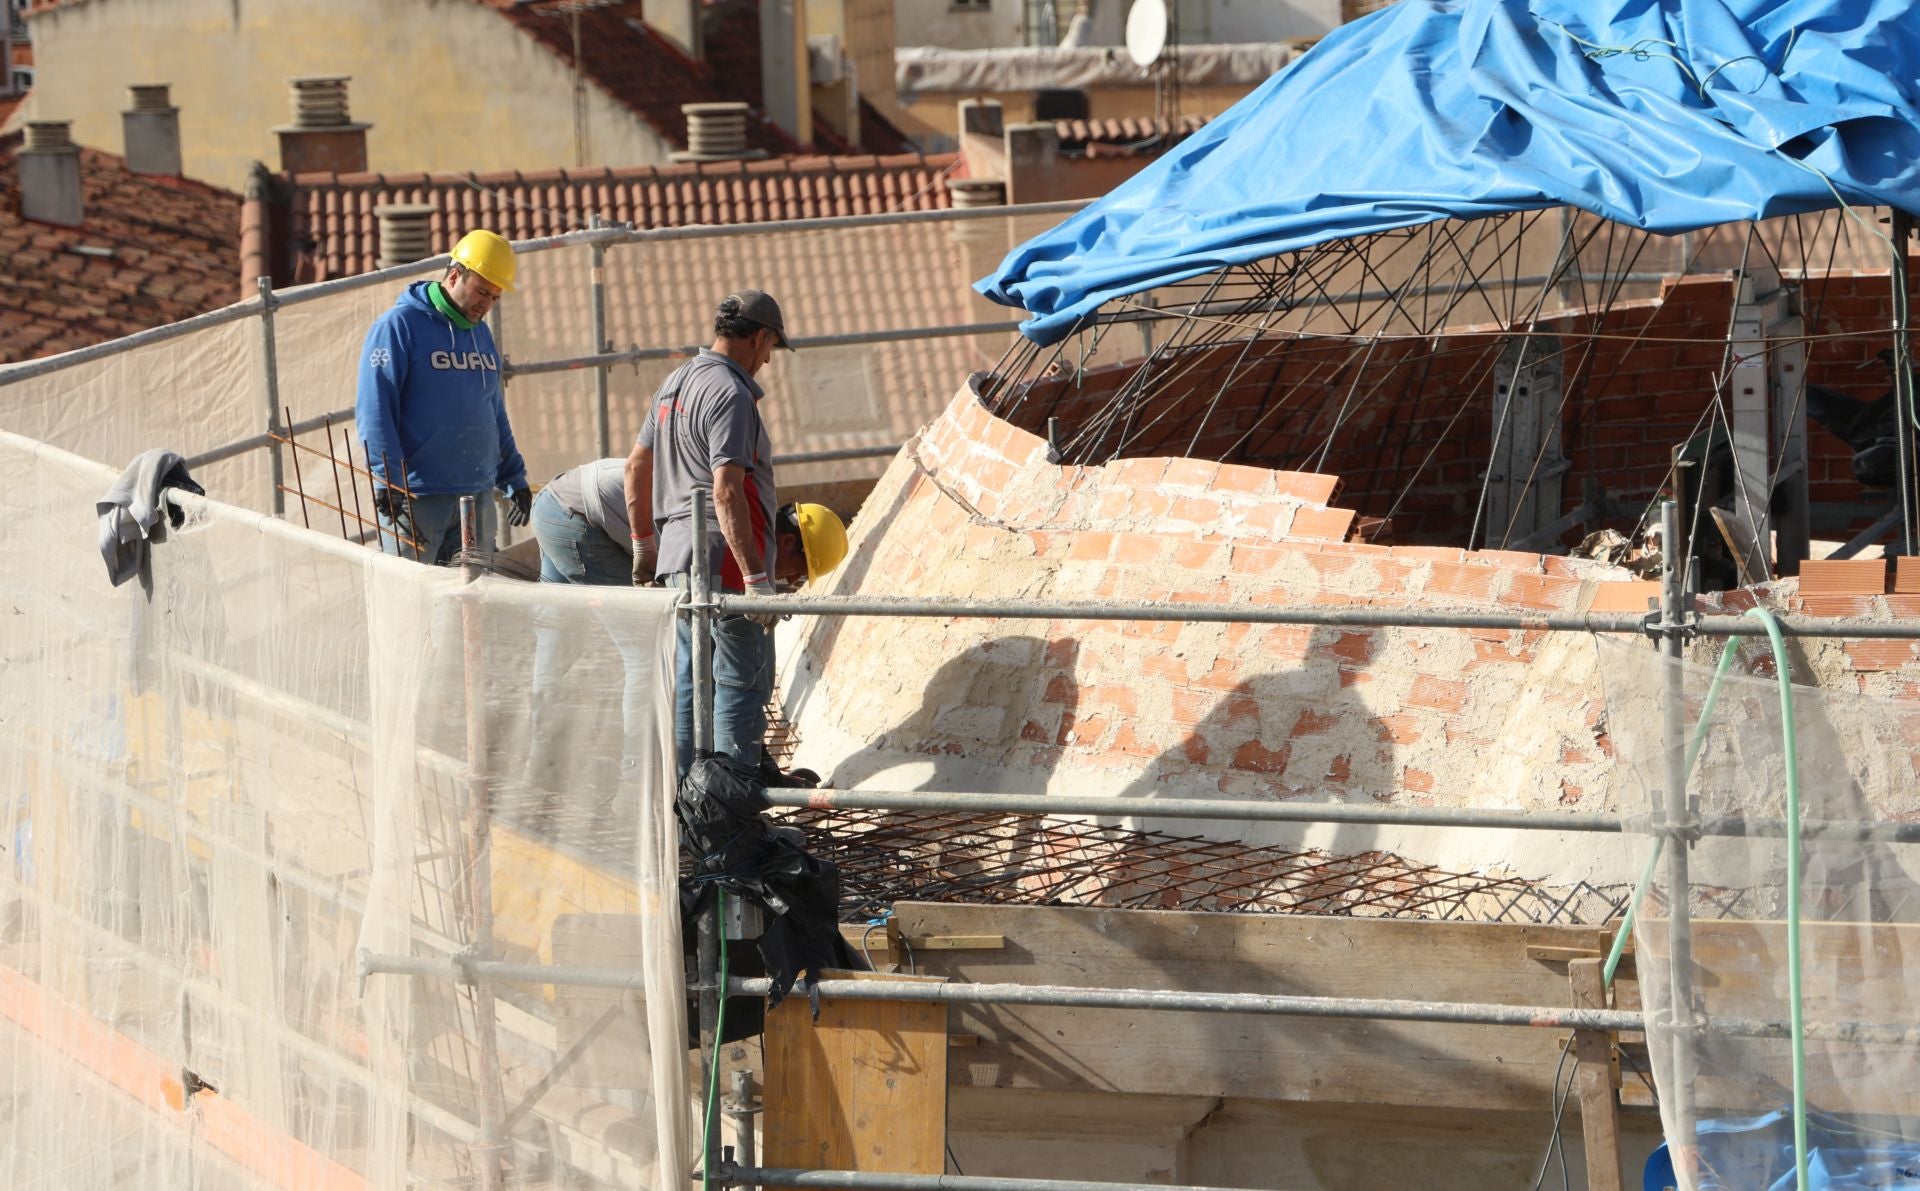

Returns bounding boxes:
[355,229,533,564]
[531,455,848,589]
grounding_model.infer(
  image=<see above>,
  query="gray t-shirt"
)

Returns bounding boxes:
[543,457,631,545]
[637,349,776,592]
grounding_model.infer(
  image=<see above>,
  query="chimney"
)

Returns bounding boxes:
[19,121,84,228]
[375,204,435,269]
[646,0,701,62]
[758,0,811,148]
[957,99,1007,188]
[946,179,1007,209]
[1004,122,1062,205]
[273,76,372,175]
[122,84,183,177]
[670,102,767,163]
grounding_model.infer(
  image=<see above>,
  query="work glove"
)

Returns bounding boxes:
[744,574,781,629]
[756,753,821,789]
[631,534,657,586]
[372,486,409,532]
[505,485,533,528]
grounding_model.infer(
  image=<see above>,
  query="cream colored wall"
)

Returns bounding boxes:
[895,0,1024,50]
[26,0,674,191]
[904,81,1253,130]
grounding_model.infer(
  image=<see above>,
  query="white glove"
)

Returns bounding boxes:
[743,573,781,628]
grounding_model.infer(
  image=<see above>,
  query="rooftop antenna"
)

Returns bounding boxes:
[1126,0,1181,144]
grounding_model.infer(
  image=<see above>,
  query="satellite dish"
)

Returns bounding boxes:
[1125,0,1168,68]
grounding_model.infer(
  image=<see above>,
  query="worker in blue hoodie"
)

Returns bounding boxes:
[355,229,532,564]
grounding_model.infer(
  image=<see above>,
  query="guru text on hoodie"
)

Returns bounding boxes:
[355,280,529,497]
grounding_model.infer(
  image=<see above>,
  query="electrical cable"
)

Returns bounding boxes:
[1528,1037,1580,1191]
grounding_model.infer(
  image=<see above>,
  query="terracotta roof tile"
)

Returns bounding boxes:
[282,152,959,281]
[0,134,241,364]
[1054,115,1211,155]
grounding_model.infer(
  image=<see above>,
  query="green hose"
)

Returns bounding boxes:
[1599,608,1807,1189]
[1601,635,1743,986]
[703,889,731,1191]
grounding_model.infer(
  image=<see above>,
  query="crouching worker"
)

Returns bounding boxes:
[532,457,847,593]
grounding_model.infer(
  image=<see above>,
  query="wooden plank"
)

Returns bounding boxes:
[762,969,949,1182]
[894,903,1634,1112]
[1570,958,1625,1191]
[902,934,1005,951]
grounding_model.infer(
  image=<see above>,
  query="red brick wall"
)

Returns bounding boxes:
[996,271,1915,544]
[786,382,1920,830]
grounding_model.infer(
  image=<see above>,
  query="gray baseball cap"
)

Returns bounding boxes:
[724,289,792,350]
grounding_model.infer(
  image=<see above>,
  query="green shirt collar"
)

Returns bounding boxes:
[427,281,477,331]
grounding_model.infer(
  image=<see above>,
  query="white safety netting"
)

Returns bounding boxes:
[1597,636,1920,1191]
[0,430,689,1189]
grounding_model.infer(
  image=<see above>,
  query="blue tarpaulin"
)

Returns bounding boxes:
[978,0,1920,345]
[1645,1110,1920,1188]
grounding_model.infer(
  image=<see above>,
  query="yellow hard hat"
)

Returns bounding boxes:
[793,502,848,583]
[450,229,516,292]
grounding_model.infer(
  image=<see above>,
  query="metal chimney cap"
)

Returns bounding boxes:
[128,84,176,111]
[23,121,77,151]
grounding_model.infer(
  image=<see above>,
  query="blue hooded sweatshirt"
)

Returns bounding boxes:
[355,280,528,498]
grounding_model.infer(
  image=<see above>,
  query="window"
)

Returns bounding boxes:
[950,0,990,10]
[10,68,31,92]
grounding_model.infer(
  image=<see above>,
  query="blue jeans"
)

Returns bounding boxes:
[376,491,497,565]
[664,573,771,779]
[530,488,630,585]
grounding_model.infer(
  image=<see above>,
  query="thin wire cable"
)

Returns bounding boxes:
[1528,1038,1580,1191]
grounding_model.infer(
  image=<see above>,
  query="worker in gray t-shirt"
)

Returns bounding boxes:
[623,290,793,777]
[530,457,633,584]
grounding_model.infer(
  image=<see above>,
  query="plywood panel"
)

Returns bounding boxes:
[762,970,950,1179]
[895,903,1633,1112]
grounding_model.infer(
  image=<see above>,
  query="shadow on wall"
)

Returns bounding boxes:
[823,630,1568,1119]
[825,626,1399,865]
[777,450,928,735]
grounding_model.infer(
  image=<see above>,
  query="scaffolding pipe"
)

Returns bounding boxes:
[457,496,510,1191]
[725,1170,1254,1191]
[764,788,1920,842]
[773,444,902,466]
[1657,497,1701,1163]
[0,200,1090,389]
[256,277,287,515]
[726,1070,759,1191]
[504,320,1028,379]
[497,270,1683,382]
[715,593,1920,638]
[1891,209,1917,555]
[689,487,723,1183]
[590,216,612,458]
[357,954,1920,1044]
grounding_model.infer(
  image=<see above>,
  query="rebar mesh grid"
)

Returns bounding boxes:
[784,804,1638,926]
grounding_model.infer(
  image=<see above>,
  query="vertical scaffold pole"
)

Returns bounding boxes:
[457,496,509,1191]
[690,488,721,1181]
[258,277,286,515]
[1657,497,1700,1167]
[1890,209,1916,556]
[591,215,612,460]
